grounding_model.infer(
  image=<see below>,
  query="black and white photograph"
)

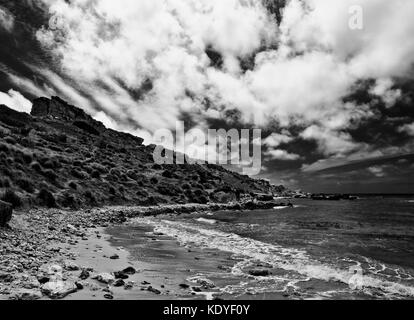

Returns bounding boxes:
[0,0,414,307]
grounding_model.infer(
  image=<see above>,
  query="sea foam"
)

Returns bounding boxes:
[132,217,414,298]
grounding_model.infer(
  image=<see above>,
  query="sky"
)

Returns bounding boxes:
[0,0,413,193]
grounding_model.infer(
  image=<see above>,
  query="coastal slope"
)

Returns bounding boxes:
[0,96,285,210]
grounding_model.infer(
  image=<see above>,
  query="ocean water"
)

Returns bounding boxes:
[131,197,414,299]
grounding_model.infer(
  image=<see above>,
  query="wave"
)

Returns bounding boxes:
[132,217,414,299]
[196,218,217,225]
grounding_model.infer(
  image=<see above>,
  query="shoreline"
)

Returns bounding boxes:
[0,200,291,300]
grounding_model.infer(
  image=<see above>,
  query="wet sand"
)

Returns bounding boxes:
[62,223,238,300]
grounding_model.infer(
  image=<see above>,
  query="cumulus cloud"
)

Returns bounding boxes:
[266,149,300,161]
[264,132,293,148]
[2,0,408,165]
[0,89,32,113]
[399,123,414,136]
[368,166,386,178]
[36,0,277,133]
[0,6,14,32]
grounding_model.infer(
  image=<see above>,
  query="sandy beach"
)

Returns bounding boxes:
[1,203,286,300]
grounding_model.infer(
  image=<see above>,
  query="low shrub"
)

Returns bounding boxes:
[43,169,58,181]
[1,189,22,208]
[58,192,79,209]
[68,181,78,190]
[4,137,16,145]
[90,163,108,174]
[0,143,9,153]
[71,168,89,180]
[21,152,33,164]
[109,186,117,195]
[30,161,43,173]
[91,170,100,179]
[37,189,56,208]
[16,178,35,193]
[84,190,97,204]
[0,177,11,188]
[42,159,58,169]
[126,170,138,180]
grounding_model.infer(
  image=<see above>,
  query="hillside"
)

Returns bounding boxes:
[0,96,285,210]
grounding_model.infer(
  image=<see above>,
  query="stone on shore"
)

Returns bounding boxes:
[147,286,161,295]
[113,279,125,287]
[41,280,78,299]
[64,260,80,271]
[93,273,115,284]
[248,268,271,277]
[189,277,216,289]
[114,271,129,280]
[122,267,136,275]
[79,269,90,280]
[11,289,43,300]
[0,200,13,228]
[124,282,134,290]
[38,264,64,281]
[0,272,14,283]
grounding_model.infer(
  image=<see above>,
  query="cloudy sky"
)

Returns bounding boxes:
[0,0,414,193]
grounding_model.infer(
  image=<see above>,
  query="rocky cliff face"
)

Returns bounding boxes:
[31,97,106,135]
[0,96,285,209]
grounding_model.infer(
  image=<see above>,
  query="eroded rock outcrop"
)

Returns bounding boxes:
[31,96,105,135]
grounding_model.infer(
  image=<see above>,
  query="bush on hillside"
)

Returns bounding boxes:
[37,189,57,208]
[16,178,35,193]
[1,189,22,208]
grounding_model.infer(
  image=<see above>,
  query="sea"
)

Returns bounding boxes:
[121,196,414,300]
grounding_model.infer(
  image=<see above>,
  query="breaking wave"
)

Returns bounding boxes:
[132,217,414,299]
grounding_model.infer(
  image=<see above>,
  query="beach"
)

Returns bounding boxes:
[2,197,414,300]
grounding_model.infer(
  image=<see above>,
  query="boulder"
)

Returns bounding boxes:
[255,194,274,202]
[41,280,78,299]
[93,273,115,284]
[122,267,136,275]
[113,279,125,287]
[124,282,134,290]
[0,272,14,283]
[79,269,90,280]
[189,277,215,289]
[114,271,129,280]
[248,268,271,277]
[0,200,13,228]
[63,260,80,271]
[38,264,63,281]
[11,289,43,300]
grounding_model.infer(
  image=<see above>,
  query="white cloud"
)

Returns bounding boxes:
[266,149,300,161]
[36,0,277,132]
[93,111,117,130]
[264,132,293,148]
[26,0,414,161]
[0,89,32,113]
[0,6,14,32]
[399,123,414,136]
[369,78,402,108]
[368,166,386,178]
[301,125,364,156]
